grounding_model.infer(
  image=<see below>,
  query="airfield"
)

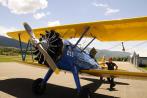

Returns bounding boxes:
[0,61,147,98]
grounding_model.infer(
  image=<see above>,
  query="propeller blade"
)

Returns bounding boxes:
[23,23,35,39]
[23,22,60,74]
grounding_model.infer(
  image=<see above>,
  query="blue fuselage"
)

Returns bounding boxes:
[56,40,101,71]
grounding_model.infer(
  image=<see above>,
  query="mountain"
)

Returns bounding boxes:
[0,35,131,58]
[96,49,130,58]
[86,48,131,59]
[0,36,26,48]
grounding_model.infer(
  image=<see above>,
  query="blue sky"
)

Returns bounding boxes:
[0,0,147,56]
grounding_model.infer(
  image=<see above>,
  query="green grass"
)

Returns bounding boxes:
[0,57,14,62]
[0,55,33,62]
[0,55,20,62]
[142,67,147,70]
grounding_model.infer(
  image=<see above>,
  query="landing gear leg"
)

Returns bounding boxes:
[72,66,92,98]
[32,68,53,95]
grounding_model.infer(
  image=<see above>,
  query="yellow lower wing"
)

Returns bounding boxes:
[15,61,147,80]
[80,69,147,80]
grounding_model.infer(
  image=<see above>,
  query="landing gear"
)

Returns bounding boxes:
[72,66,92,98]
[32,78,47,95]
[78,87,92,98]
[32,68,53,95]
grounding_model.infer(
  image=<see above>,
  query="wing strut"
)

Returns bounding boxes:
[81,37,96,52]
[74,26,90,48]
[18,34,33,61]
[18,33,24,60]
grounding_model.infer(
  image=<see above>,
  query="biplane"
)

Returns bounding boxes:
[7,16,147,98]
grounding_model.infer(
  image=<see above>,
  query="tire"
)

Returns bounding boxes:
[78,87,92,98]
[32,78,46,95]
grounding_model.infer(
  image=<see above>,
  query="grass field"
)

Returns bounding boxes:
[142,67,147,70]
[0,55,33,62]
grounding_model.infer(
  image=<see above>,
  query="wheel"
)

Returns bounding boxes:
[78,87,92,98]
[32,78,46,95]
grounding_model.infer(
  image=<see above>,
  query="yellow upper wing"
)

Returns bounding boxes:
[7,16,147,43]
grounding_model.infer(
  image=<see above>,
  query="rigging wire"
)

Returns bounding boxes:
[107,42,122,50]
[106,41,147,53]
[126,41,147,51]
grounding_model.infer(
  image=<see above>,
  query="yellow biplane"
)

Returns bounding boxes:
[7,16,147,98]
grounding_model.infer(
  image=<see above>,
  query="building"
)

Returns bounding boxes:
[130,51,147,67]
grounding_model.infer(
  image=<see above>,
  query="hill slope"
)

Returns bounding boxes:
[0,36,131,58]
[96,49,130,58]
[86,48,130,59]
[0,36,26,48]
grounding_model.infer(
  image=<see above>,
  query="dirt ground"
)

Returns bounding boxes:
[0,62,147,98]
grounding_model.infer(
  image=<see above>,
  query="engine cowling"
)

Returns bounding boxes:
[33,30,63,66]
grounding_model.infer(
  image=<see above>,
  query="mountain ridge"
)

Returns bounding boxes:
[0,36,26,48]
[0,36,131,58]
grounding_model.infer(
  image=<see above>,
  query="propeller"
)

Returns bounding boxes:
[23,22,60,74]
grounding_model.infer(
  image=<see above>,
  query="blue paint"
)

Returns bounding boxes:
[42,68,53,84]
[56,40,101,71]
[72,66,81,93]
[41,40,101,93]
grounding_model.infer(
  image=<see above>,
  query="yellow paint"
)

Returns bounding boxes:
[99,56,106,68]
[55,68,60,74]
[80,69,147,80]
[7,16,147,43]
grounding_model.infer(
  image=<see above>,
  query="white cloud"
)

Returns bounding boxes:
[105,8,120,16]
[0,26,17,37]
[33,12,45,20]
[92,2,108,7]
[0,0,7,6]
[92,2,120,16]
[48,20,61,27]
[0,0,48,14]
[33,12,50,20]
